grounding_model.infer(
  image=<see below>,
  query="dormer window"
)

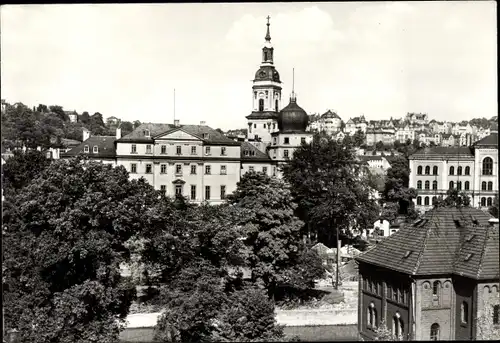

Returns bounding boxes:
[84,145,89,153]
[144,129,150,137]
[93,146,99,153]
[243,150,249,156]
[203,133,209,140]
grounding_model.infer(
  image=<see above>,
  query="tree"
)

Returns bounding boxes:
[89,112,107,135]
[283,133,380,249]
[489,195,499,218]
[80,111,90,124]
[120,121,134,136]
[49,105,67,121]
[375,141,385,151]
[2,150,51,196]
[227,171,322,296]
[373,320,403,341]
[352,130,366,148]
[476,297,500,340]
[3,157,164,343]
[215,128,225,135]
[133,120,142,129]
[36,104,49,113]
[434,189,471,208]
[383,155,418,219]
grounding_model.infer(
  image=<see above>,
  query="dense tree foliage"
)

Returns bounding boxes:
[282,133,381,247]
[489,195,499,218]
[2,150,51,196]
[433,189,471,208]
[3,157,163,343]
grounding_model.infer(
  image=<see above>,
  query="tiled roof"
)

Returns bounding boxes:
[246,111,278,120]
[320,110,341,120]
[474,132,498,148]
[356,207,497,279]
[358,155,385,161]
[409,146,473,159]
[118,123,240,146]
[240,141,272,161]
[62,136,116,158]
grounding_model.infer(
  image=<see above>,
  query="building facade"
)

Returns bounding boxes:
[356,207,499,341]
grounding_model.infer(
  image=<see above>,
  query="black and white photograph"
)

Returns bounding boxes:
[1,2,498,342]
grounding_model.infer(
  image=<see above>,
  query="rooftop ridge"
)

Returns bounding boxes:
[475,224,492,279]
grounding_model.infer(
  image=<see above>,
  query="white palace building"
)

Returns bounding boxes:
[62,18,313,204]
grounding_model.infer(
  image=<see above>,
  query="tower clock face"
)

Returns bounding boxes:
[259,70,266,78]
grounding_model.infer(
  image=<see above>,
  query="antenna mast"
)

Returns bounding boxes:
[174,88,176,122]
[291,68,296,100]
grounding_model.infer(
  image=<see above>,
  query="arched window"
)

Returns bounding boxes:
[432,180,438,190]
[430,323,440,341]
[425,166,430,175]
[487,197,492,206]
[417,180,422,189]
[465,181,470,190]
[465,166,470,175]
[417,166,423,175]
[258,99,264,111]
[433,166,438,175]
[482,181,487,190]
[481,197,486,206]
[424,197,430,206]
[457,181,462,191]
[432,196,437,205]
[417,196,422,205]
[254,91,257,99]
[449,166,454,175]
[482,157,493,175]
[487,182,493,191]
[392,313,403,339]
[264,51,268,61]
[449,181,454,190]
[433,281,440,302]
[367,302,377,329]
[425,181,430,190]
[493,304,500,325]
[461,302,468,324]
[457,166,462,175]
[275,99,279,112]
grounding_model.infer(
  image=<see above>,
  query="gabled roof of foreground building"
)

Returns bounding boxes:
[62,136,116,158]
[409,146,474,159]
[356,207,498,280]
[474,130,498,148]
[117,123,240,146]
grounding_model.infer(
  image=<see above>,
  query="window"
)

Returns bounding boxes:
[457,181,462,191]
[175,185,183,196]
[176,146,182,155]
[254,91,257,99]
[482,157,493,175]
[205,186,211,200]
[160,185,166,195]
[130,163,137,174]
[254,124,257,128]
[273,137,277,145]
[175,164,182,175]
[131,144,137,153]
[144,129,150,137]
[432,180,438,190]
[488,181,493,191]
[284,150,289,158]
[146,145,152,154]
[432,281,440,302]
[457,166,462,175]
[392,313,403,338]
[433,166,438,175]
[249,166,254,172]
[432,196,437,205]
[487,197,493,206]
[84,145,89,153]
[465,166,470,175]
[465,181,470,190]
[425,181,430,190]
[263,166,268,173]
[481,197,486,206]
[417,166,423,175]
[449,181,454,190]
[367,303,377,329]
[424,197,430,206]
[220,185,226,200]
[205,146,211,155]
[160,164,167,174]
[461,302,468,324]
[449,166,454,175]
[301,137,306,144]
[417,196,422,205]
[275,99,279,112]
[205,165,211,174]
[425,166,430,175]
[259,99,264,111]
[161,145,167,154]
[202,133,209,139]
[191,146,197,155]
[145,164,152,174]
[430,323,440,341]
[273,167,277,176]
[284,137,290,144]
[417,180,422,189]
[263,124,267,129]
[93,146,99,153]
[221,147,226,156]
[493,304,500,325]
[190,165,197,175]
[220,165,227,175]
[482,181,487,190]
[190,185,196,200]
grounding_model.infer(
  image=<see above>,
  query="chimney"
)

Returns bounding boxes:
[116,127,121,139]
[174,119,180,127]
[200,121,206,126]
[488,218,499,228]
[82,128,90,141]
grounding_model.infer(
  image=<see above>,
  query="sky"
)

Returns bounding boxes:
[1,2,497,130]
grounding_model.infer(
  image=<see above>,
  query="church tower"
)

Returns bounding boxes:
[246,16,282,146]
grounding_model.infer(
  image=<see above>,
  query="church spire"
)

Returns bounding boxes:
[290,68,297,103]
[265,15,271,41]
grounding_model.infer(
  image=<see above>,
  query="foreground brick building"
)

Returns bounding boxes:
[355,207,499,340]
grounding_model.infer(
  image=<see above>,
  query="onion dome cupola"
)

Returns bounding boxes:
[253,16,281,83]
[278,69,308,133]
